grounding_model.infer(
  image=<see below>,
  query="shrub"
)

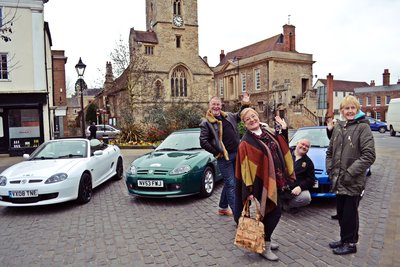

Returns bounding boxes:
[144,127,168,142]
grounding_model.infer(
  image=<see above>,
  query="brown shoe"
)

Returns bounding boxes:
[218,209,233,216]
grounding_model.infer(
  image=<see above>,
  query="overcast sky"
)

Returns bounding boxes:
[44,0,400,95]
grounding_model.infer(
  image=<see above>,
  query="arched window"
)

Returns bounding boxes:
[155,80,162,98]
[171,67,188,98]
[173,0,181,15]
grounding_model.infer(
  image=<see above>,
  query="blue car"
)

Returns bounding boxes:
[289,126,335,198]
[366,117,387,133]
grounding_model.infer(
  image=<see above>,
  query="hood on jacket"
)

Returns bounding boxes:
[355,110,366,120]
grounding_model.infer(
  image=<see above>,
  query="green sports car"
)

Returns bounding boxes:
[125,128,223,198]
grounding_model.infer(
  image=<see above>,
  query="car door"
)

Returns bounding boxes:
[88,144,113,187]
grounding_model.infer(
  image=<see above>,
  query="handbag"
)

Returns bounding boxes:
[234,198,265,253]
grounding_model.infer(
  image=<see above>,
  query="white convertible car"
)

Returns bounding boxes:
[0,139,123,207]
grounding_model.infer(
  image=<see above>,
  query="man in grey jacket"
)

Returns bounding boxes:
[199,94,250,218]
[326,95,376,255]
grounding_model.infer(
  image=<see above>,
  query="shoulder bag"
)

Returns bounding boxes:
[234,198,265,253]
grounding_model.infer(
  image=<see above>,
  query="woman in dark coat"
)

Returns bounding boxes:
[326,95,375,255]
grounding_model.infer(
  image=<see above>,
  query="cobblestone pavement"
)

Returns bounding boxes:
[0,133,399,266]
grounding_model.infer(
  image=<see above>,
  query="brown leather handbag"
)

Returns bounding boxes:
[234,198,265,253]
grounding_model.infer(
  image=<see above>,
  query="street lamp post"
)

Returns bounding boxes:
[75,57,87,138]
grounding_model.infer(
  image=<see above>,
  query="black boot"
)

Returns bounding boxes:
[333,243,357,255]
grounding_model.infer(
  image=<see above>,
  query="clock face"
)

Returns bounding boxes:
[173,15,183,27]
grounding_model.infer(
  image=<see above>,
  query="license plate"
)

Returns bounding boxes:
[138,180,164,187]
[9,190,38,198]
[313,180,319,188]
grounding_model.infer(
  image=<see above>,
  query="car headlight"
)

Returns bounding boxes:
[170,165,191,175]
[127,165,137,175]
[44,173,68,184]
[0,176,7,186]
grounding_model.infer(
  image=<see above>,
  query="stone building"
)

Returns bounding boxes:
[98,0,213,126]
[354,69,400,121]
[213,24,317,128]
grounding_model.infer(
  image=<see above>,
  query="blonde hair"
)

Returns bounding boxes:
[340,95,360,111]
[240,108,259,121]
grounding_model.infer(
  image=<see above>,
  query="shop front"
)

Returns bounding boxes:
[0,93,47,156]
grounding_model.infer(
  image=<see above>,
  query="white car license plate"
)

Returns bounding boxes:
[8,190,39,198]
[138,180,164,187]
[313,180,319,188]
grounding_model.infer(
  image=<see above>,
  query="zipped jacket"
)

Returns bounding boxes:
[326,117,375,195]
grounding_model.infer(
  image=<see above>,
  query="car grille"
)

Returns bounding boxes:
[136,169,169,175]
[310,184,332,194]
[129,183,181,192]
[0,193,59,203]
[314,168,324,175]
[10,179,43,184]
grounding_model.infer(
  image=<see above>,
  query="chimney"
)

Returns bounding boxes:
[202,56,208,64]
[219,50,225,63]
[383,69,390,86]
[370,80,375,87]
[283,24,296,52]
[327,73,334,117]
[105,61,114,83]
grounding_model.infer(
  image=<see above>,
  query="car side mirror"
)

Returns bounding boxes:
[23,154,30,159]
[93,150,103,156]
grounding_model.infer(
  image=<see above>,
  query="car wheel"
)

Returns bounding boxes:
[379,127,386,133]
[200,166,214,198]
[77,173,92,204]
[390,127,396,136]
[114,157,123,180]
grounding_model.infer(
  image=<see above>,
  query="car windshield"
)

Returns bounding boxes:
[156,131,201,151]
[30,140,88,159]
[289,128,330,148]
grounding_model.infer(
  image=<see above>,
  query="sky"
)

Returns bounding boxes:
[44,0,400,95]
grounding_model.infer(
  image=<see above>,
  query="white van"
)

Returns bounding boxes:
[386,98,400,136]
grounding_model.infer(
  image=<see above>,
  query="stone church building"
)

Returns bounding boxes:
[96,0,214,127]
[96,0,319,129]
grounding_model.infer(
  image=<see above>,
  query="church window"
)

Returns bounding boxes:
[173,0,182,15]
[176,35,181,48]
[155,80,162,98]
[171,67,188,97]
[145,46,154,55]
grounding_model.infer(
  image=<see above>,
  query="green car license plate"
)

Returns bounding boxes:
[138,180,164,187]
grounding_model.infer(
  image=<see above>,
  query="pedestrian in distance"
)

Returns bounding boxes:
[89,122,97,140]
[235,108,295,261]
[326,95,376,255]
[281,138,315,213]
[199,93,250,218]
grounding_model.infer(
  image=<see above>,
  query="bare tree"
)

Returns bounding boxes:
[1,2,19,42]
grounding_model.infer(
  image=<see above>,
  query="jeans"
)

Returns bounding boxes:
[217,152,236,216]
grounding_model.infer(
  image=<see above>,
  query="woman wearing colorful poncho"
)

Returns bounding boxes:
[234,108,295,261]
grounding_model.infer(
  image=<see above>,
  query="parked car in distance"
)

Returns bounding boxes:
[289,126,335,198]
[125,128,223,198]
[86,124,121,139]
[0,139,123,206]
[386,98,400,136]
[366,116,387,133]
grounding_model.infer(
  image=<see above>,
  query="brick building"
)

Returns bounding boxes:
[354,69,400,121]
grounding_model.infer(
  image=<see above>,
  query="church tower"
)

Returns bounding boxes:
[128,0,213,103]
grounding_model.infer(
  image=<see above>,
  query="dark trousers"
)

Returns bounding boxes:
[336,194,361,243]
[262,204,281,241]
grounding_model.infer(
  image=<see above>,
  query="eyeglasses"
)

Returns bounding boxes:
[243,114,258,123]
